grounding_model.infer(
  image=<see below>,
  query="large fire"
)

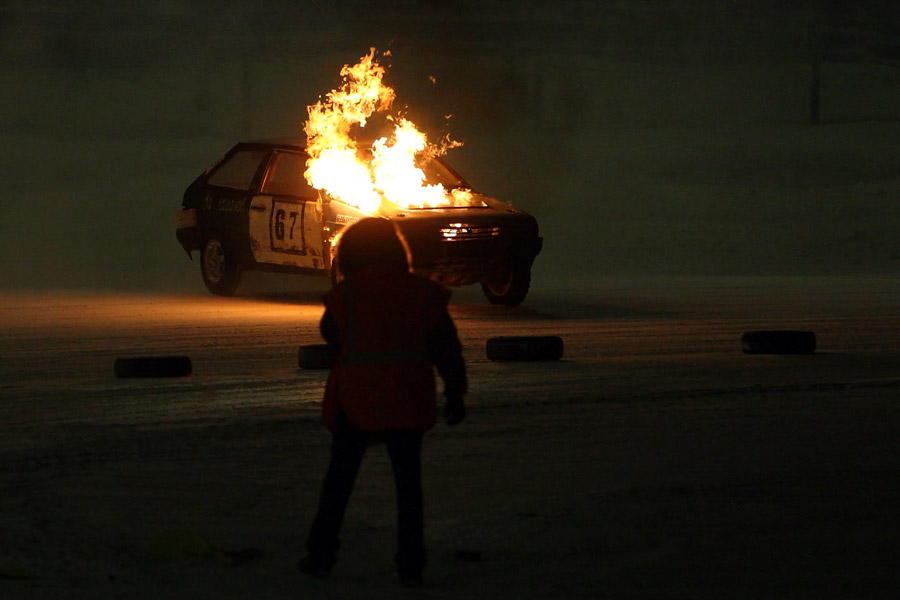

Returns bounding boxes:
[303,48,473,213]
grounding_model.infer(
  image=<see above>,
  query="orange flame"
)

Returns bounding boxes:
[303,48,471,212]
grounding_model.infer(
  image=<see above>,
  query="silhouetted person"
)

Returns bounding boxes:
[298,217,467,586]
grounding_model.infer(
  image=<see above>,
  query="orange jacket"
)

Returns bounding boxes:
[322,265,451,431]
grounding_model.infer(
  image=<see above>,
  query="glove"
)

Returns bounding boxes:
[443,394,466,426]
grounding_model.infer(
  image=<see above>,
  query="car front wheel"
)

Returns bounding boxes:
[330,257,342,287]
[481,267,531,307]
[200,236,241,296]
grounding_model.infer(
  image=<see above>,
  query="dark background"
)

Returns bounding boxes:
[2,0,899,291]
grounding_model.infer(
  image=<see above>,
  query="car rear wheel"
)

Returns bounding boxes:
[201,236,242,296]
[481,268,531,307]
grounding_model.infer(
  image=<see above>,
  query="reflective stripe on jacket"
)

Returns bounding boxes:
[323,265,450,431]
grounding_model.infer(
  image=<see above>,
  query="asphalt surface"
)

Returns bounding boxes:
[3,277,900,428]
[1,277,898,598]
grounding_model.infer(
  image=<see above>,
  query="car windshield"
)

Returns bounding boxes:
[419,156,466,189]
[408,156,486,209]
[320,148,485,210]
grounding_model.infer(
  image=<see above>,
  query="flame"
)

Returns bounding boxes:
[303,48,471,212]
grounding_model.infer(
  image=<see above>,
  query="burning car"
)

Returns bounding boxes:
[175,49,541,305]
[175,138,542,305]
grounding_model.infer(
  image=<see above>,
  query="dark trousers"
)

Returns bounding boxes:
[306,409,426,574]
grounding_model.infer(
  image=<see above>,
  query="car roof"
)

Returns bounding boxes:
[238,137,388,151]
[240,137,307,150]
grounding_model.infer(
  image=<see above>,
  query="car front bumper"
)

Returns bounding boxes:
[395,213,542,286]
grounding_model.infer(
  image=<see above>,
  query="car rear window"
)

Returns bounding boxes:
[207,149,268,190]
[260,151,318,198]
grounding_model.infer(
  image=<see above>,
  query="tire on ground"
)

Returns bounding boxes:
[114,356,192,378]
[740,330,816,354]
[298,344,337,370]
[486,336,564,362]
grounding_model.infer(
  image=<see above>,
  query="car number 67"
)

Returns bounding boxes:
[274,208,299,241]
[270,200,307,254]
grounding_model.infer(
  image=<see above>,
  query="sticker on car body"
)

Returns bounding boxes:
[269,200,307,255]
[247,195,333,271]
[217,197,246,213]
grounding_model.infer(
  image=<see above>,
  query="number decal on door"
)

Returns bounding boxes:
[270,200,307,254]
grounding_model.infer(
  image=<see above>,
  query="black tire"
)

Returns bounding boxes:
[481,268,531,307]
[200,236,242,296]
[298,344,337,370]
[330,257,342,287]
[486,336,564,361]
[114,356,192,378]
[741,330,816,355]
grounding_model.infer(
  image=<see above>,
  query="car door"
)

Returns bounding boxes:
[248,150,326,271]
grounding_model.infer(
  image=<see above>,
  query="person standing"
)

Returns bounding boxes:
[298,218,467,586]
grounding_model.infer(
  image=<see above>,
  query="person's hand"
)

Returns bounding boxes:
[443,394,466,426]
